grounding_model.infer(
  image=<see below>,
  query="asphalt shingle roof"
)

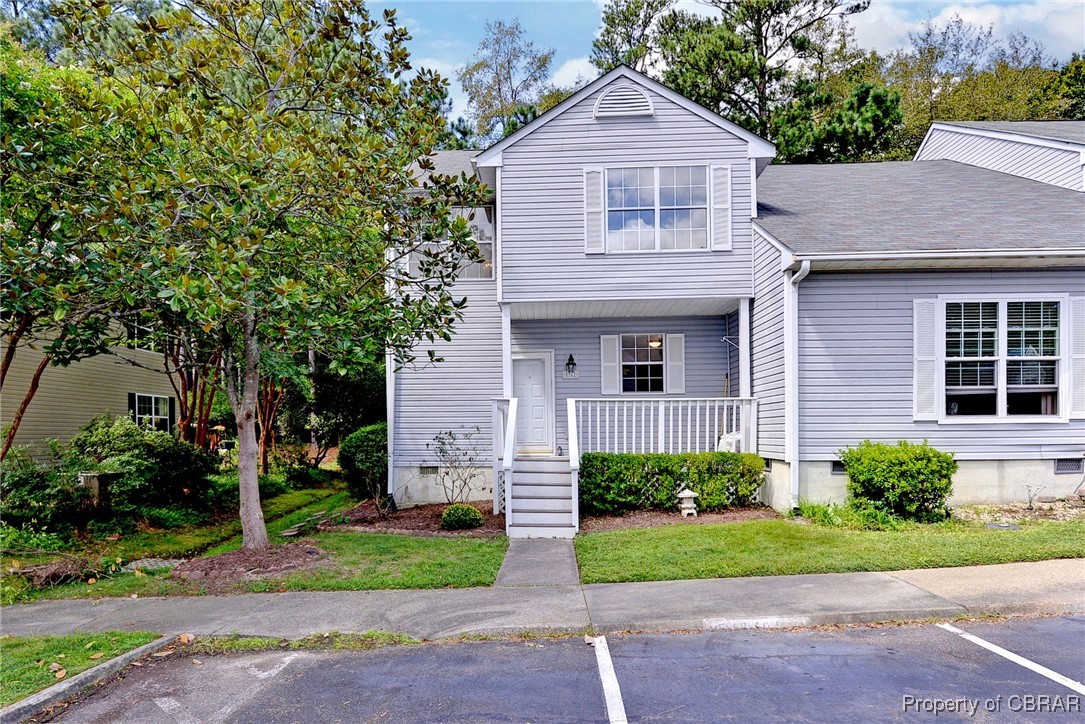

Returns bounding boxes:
[941,121,1085,146]
[756,160,1085,255]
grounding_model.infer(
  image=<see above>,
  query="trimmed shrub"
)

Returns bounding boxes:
[838,440,956,522]
[70,416,218,515]
[338,422,388,501]
[440,503,484,530]
[578,452,765,517]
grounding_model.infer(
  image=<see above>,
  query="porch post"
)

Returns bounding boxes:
[501,304,512,398]
[738,297,751,398]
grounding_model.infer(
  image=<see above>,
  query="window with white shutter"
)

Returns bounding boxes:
[664,333,685,394]
[917,296,1074,421]
[600,335,620,395]
[1070,297,1085,419]
[710,165,732,251]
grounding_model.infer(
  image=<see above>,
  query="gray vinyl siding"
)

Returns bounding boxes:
[0,345,175,453]
[499,80,755,301]
[392,282,502,466]
[750,232,786,459]
[724,310,740,398]
[917,128,1083,191]
[797,269,1085,460]
[511,315,731,453]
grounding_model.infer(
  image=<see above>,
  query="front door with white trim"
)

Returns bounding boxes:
[512,354,553,455]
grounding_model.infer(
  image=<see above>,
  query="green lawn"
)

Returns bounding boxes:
[0,631,159,707]
[575,518,1085,584]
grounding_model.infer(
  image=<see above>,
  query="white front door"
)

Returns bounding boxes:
[512,354,553,455]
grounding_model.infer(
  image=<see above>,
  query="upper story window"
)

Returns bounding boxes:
[586,165,729,255]
[942,299,1063,418]
[132,393,171,432]
[606,166,708,253]
[408,206,493,280]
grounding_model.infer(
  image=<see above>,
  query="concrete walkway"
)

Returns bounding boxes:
[2,559,1081,641]
[494,540,580,587]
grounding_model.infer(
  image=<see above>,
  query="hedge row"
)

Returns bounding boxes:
[578,451,765,516]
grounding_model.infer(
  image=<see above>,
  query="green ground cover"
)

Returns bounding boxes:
[575,518,1085,584]
[0,632,158,707]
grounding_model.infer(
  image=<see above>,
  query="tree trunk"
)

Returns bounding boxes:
[0,354,50,461]
[228,315,269,550]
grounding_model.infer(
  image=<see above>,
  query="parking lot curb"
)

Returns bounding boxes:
[0,634,177,724]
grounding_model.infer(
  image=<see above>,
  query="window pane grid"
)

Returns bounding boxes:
[620,334,664,393]
[607,166,708,252]
[135,394,171,433]
[943,300,1061,418]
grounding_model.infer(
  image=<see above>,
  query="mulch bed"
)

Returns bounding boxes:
[578,506,780,533]
[319,500,506,538]
[170,542,325,589]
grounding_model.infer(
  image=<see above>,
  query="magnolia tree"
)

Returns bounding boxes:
[62,0,488,549]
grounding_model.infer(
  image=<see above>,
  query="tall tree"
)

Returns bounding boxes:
[591,0,672,73]
[457,18,555,141]
[658,0,870,138]
[0,31,131,459]
[61,0,489,549]
[1048,53,1085,120]
[1,0,168,61]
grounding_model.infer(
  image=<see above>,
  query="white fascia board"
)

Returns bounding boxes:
[473,65,776,168]
[917,122,1085,159]
[798,247,1085,262]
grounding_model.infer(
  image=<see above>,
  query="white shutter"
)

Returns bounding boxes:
[664,333,685,394]
[1070,297,1085,419]
[584,168,605,254]
[710,165,731,251]
[913,299,940,420]
[600,334,620,395]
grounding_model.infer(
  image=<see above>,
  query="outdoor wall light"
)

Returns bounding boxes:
[563,354,579,380]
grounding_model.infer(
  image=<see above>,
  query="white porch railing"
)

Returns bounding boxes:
[571,398,758,455]
[490,398,518,514]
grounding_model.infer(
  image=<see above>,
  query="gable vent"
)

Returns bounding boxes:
[593,84,654,119]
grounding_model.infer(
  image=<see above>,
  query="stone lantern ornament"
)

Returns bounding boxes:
[677,488,699,518]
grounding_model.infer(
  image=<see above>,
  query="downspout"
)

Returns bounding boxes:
[787,260,810,510]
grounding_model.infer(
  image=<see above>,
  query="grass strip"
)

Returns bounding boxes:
[0,632,158,707]
[574,518,1085,584]
[188,631,418,654]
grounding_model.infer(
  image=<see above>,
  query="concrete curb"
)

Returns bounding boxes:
[0,634,177,724]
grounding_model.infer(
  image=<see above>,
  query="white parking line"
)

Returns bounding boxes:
[937,623,1085,695]
[153,696,201,724]
[593,636,628,724]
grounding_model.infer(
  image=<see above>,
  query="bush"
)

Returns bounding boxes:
[578,452,765,517]
[0,523,70,552]
[339,422,388,501]
[838,440,956,522]
[70,416,219,515]
[0,449,91,533]
[440,503,484,530]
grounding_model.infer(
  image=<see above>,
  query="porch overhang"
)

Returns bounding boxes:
[505,296,741,320]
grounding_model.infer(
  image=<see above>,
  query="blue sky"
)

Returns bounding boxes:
[372,1,1085,117]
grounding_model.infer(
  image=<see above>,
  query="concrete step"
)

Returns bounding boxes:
[507,524,576,539]
[511,483,572,498]
[509,511,574,526]
[508,497,572,512]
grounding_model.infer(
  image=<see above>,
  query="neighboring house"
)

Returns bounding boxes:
[1,340,177,453]
[390,66,1085,537]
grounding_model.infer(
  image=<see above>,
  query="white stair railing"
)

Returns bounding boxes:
[490,398,518,514]
[571,398,759,456]
[501,398,518,527]
[567,398,580,533]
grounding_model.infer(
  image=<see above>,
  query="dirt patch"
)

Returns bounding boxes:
[579,506,780,532]
[170,542,325,593]
[320,501,505,538]
[952,501,1085,524]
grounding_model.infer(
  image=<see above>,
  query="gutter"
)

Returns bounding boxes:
[785,260,810,510]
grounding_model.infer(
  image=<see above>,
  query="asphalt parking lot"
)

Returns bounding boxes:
[53,616,1084,723]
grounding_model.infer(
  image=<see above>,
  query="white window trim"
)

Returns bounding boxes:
[619,332,667,395]
[134,393,171,430]
[604,165,711,255]
[936,293,1071,424]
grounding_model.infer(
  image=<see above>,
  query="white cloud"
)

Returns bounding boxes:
[852,1,1085,61]
[551,56,599,88]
